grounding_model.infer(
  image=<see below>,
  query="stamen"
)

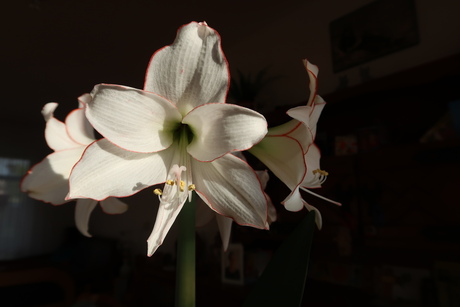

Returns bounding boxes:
[188,184,196,191]
[313,169,328,176]
[156,164,194,204]
[307,169,329,185]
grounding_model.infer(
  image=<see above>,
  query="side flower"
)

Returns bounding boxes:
[249,60,340,229]
[67,22,269,256]
[21,96,128,237]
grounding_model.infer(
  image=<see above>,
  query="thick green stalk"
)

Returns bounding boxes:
[175,193,196,307]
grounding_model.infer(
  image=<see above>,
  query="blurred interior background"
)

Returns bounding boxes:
[1,0,460,306]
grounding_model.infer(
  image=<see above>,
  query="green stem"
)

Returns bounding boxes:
[175,193,196,307]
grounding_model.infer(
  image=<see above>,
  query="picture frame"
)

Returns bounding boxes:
[221,243,244,285]
[330,0,419,72]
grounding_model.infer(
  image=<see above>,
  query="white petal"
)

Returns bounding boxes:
[183,103,267,162]
[68,139,174,200]
[42,103,81,151]
[216,214,233,251]
[249,134,306,191]
[21,148,85,205]
[288,97,325,139]
[192,154,268,229]
[42,102,58,121]
[266,119,301,137]
[302,59,319,106]
[87,84,182,153]
[65,108,95,145]
[282,187,304,212]
[286,106,312,128]
[267,195,277,223]
[78,93,92,108]
[144,22,229,115]
[302,144,322,188]
[309,97,326,138]
[266,119,312,153]
[75,199,98,237]
[255,170,277,223]
[100,198,128,214]
[303,200,323,229]
[147,196,187,256]
[255,170,269,190]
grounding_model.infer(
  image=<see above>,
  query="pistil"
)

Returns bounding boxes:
[153,124,195,204]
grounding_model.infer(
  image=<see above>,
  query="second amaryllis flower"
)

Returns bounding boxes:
[67,22,269,256]
[249,60,340,229]
[21,96,128,237]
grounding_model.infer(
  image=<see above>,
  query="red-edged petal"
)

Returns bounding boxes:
[144,22,229,115]
[68,139,174,200]
[42,103,81,151]
[147,195,187,256]
[303,59,319,107]
[65,108,95,146]
[86,84,182,153]
[21,147,85,205]
[249,134,306,191]
[256,170,277,223]
[192,154,268,230]
[183,103,267,162]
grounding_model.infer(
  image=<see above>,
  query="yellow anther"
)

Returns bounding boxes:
[153,188,163,195]
[313,169,329,176]
[188,184,196,191]
[166,180,175,186]
[179,180,186,192]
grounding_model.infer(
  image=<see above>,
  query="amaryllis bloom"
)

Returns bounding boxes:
[249,60,340,228]
[67,22,269,256]
[21,97,128,237]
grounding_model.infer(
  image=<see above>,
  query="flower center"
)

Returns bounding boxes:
[153,164,195,203]
[173,123,194,145]
[153,124,195,204]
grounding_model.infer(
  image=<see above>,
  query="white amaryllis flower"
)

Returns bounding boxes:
[249,60,340,229]
[21,96,128,237]
[67,22,269,256]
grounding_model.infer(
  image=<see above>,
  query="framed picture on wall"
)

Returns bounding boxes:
[330,0,419,72]
[221,243,244,285]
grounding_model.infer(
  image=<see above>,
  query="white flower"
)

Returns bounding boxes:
[249,60,340,229]
[67,22,269,256]
[21,96,127,237]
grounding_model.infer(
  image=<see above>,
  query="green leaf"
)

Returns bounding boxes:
[242,211,316,307]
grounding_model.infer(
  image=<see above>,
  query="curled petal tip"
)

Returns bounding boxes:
[147,241,160,257]
[42,102,58,122]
